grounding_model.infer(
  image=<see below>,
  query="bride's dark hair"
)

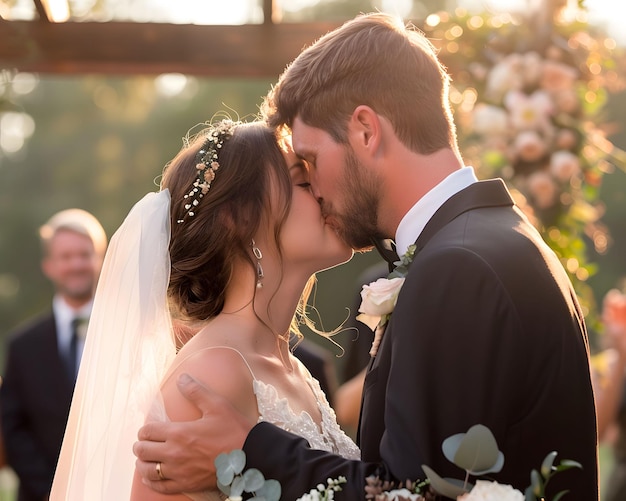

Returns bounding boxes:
[161,120,292,324]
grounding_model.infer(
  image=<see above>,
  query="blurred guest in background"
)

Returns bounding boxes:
[0,209,107,501]
[593,287,626,501]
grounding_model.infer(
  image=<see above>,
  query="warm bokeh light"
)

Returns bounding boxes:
[458,0,626,44]
[0,112,35,155]
[2,0,625,43]
[40,0,70,22]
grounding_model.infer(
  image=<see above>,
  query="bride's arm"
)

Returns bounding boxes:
[130,347,260,500]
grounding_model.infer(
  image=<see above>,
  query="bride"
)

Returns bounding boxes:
[50,118,359,500]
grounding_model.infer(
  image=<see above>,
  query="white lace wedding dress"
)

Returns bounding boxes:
[150,346,361,501]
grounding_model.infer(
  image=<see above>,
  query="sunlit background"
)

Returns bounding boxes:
[3,0,626,29]
[2,0,625,160]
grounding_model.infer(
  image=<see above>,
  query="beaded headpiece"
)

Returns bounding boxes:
[177,120,236,224]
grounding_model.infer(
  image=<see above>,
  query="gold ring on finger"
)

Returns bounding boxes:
[156,461,166,481]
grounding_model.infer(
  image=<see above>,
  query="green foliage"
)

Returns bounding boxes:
[216,449,247,486]
[215,449,349,501]
[524,451,582,501]
[388,244,417,280]
[442,424,504,476]
[215,450,281,501]
[423,424,581,500]
[422,424,505,498]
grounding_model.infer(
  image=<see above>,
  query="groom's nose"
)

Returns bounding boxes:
[312,185,323,206]
[309,173,322,201]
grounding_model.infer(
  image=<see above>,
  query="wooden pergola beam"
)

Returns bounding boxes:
[0,20,341,77]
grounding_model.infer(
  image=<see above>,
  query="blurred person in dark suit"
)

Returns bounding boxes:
[592,287,626,501]
[0,209,107,501]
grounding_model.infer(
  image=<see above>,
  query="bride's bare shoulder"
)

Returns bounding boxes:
[160,341,259,423]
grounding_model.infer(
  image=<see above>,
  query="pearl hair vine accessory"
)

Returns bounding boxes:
[177,120,236,224]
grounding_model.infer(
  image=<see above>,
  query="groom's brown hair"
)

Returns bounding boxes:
[262,12,458,155]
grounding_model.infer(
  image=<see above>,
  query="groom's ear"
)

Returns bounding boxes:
[348,105,381,156]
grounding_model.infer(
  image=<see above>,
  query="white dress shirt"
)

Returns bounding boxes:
[395,166,478,258]
[53,295,93,369]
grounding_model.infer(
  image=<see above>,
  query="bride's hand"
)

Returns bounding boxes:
[132,373,254,494]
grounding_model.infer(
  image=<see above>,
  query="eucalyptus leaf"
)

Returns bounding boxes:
[215,461,235,486]
[441,432,464,464]
[231,475,246,497]
[242,468,266,492]
[442,424,503,475]
[228,449,247,474]
[422,464,470,499]
[215,449,247,486]
[216,479,231,497]
[256,479,281,501]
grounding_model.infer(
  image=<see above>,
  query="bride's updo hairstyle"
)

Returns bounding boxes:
[161,119,292,323]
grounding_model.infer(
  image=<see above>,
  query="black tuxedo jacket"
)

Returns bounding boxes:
[1,311,75,501]
[243,179,598,500]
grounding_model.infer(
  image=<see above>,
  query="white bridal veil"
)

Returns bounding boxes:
[50,189,176,500]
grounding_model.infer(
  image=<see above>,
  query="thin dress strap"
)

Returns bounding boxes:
[161,345,258,387]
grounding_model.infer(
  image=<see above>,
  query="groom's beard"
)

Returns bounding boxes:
[329,147,382,252]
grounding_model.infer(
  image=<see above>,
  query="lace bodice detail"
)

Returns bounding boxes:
[254,372,360,460]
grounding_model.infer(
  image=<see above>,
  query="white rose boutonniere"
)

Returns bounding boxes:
[357,277,405,357]
[356,244,416,357]
[357,277,406,330]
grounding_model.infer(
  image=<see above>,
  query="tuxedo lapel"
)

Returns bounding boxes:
[413,178,514,252]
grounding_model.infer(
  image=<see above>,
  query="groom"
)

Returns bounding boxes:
[134,13,598,500]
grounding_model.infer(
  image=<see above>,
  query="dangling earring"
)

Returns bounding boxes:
[251,239,264,288]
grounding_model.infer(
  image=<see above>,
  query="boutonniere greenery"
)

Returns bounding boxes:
[356,244,416,356]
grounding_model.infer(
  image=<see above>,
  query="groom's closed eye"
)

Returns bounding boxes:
[290,163,312,188]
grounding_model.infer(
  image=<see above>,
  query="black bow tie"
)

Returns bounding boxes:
[372,238,399,272]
